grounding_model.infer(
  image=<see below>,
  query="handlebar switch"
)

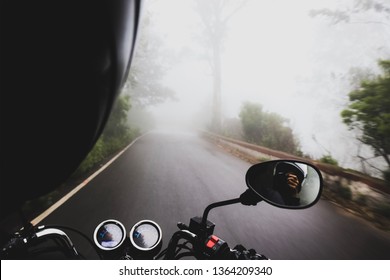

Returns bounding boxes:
[206,235,220,249]
[204,235,229,258]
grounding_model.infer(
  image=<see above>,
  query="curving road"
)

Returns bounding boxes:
[41,130,390,259]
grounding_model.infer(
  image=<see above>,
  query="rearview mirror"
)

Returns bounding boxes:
[245,160,323,209]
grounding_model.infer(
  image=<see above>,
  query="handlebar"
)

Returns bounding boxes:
[2,222,268,260]
[156,228,268,260]
[1,225,80,259]
[163,230,198,259]
[231,245,268,260]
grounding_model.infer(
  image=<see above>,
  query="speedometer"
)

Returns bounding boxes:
[93,219,126,251]
[129,220,162,257]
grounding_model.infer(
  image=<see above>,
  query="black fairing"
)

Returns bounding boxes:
[0,1,142,220]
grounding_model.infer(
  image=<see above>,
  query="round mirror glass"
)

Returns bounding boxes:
[245,160,323,209]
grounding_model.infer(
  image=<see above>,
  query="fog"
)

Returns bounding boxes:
[128,0,389,175]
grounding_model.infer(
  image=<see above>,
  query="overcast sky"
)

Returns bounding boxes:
[134,0,389,175]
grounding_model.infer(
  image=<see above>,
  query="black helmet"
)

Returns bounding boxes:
[1,0,142,220]
[273,162,305,194]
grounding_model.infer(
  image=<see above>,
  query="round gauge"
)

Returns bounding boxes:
[129,220,162,252]
[93,219,126,251]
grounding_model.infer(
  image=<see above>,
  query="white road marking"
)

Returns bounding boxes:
[31,133,147,226]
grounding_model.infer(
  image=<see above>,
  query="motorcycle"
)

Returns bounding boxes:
[1,159,323,260]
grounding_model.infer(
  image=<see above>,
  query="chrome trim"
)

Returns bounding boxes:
[36,228,78,255]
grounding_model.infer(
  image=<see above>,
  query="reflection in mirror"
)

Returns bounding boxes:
[93,220,126,250]
[245,160,323,209]
[132,223,160,249]
[97,224,123,248]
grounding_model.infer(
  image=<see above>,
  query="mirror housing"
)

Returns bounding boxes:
[245,160,323,209]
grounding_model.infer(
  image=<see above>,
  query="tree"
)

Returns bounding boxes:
[239,102,265,143]
[222,117,243,139]
[309,0,390,27]
[124,12,176,107]
[194,0,247,132]
[341,60,390,180]
[239,102,300,154]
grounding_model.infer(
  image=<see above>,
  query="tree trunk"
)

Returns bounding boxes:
[212,40,222,133]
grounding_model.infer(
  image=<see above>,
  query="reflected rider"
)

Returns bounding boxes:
[272,162,306,206]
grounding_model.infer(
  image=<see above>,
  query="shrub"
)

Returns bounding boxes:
[338,185,352,200]
[354,193,368,205]
[320,155,339,166]
[373,202,390,219]
[383,169,390,184]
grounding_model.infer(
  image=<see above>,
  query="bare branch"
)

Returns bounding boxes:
[222,0,249,24]
[349,20,390,27]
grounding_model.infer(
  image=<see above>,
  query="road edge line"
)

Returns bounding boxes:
[31,133,148,226]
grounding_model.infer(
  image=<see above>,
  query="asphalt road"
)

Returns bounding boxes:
[41,130,390,259]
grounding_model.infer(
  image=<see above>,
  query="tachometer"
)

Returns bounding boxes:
[129,220,162,258]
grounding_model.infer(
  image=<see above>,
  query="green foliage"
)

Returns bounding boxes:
[76,138,106,175]
[239,102,263,143]
[384,169,390,183]
[341,60,390,175]
[222,118,243,140]
[309,0,390,25]
[22,189,61,215]
[102,95,132,142]
[239,102,300,154]
[75,95,138,176]
[373,202,390,219]
[320,155,339,166]
[338,185,352,200]
[355,193,368,205]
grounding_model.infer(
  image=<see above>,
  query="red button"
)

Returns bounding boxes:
[206,240,215,248]
[206,235,220,248]
[210,235,219,243]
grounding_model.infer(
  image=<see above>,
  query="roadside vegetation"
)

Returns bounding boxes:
[21,95,138,220]
[341,60,390,184]
[239,102,301,155]
[319,155,339,166]
[73,95,139,176]
[20,11,175,222]
[205,131,390,231]
[220,102,302,156]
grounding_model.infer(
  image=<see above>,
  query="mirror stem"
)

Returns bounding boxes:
[239,189,263,206]
[201,198,241,226]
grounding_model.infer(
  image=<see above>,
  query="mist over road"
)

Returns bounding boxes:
[42,130,390,259]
